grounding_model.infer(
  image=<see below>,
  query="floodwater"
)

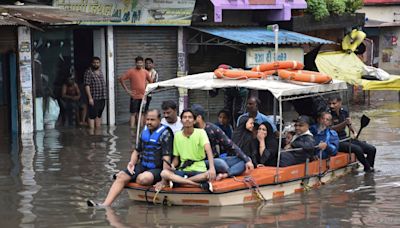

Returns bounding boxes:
[1,102,400,228]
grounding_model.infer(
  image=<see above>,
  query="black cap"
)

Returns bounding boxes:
[191,104,205,117]
[294,115,311,125]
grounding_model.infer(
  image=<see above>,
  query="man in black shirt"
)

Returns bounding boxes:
[328,96,376,172]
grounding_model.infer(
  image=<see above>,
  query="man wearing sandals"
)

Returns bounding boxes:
[158,109,216,192]
[87,109,173,207]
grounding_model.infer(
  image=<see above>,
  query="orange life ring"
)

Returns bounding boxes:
[277,69,332,84]
[214,68,275,80]
[251,61,304,72]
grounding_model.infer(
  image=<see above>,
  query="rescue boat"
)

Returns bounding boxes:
[126,152,357,206]
[126,72,354,206]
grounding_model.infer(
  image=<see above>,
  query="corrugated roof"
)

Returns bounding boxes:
[0,5,113,29]
[192,27,335,45]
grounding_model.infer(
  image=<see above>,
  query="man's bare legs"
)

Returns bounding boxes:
[130,113,137,128]
[160,170,208,187]
[102,171,154,206]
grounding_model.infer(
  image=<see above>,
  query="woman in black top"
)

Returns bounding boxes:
[232,116,255,158]
[250,121,279,167]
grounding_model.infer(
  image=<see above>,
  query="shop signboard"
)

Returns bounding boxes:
[54,0,196,26]
[246,47,304,68]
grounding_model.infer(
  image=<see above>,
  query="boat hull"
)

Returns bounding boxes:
[126,152,358,206]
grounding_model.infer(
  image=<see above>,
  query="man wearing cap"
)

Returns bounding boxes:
[281,115,316,167]
[328,95,376,172]
[310,112,339,159]
[191,104,254,180]
[237,96,278,135]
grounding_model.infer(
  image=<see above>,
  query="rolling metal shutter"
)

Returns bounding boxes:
[114,27,178,124]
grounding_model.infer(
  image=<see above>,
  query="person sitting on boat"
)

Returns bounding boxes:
[280,115,316,167]
[250,121,279,167]
[310,112,339,159]
[160,100,183,134]
[215,109,234,139]
[159,109,216,192]
[232,116,256,159]
[328,95,376,172]
[87,109,173,207]
[191,104,254,181]
[237,96,278,136]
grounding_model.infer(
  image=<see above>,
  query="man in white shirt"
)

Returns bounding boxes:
[161,100,183,134]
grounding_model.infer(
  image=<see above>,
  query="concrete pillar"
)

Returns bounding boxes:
[18,26,34,134]
[106,26,115,126]
[177,27,188,112]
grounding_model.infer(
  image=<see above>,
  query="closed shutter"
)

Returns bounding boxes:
[0,27,17,53]
[188,46,245,123]
[114,27,178,124]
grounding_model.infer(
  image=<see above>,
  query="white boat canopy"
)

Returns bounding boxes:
[145,72,348,100]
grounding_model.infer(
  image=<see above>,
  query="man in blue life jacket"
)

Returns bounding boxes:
[310,112,339,159]
[87,109,173,207]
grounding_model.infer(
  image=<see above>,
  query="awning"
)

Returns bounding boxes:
[146,72,347,100]
[0,5,113,29]
[191,27,335,45]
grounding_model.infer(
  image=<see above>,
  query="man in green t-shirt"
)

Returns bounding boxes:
[159,109,216,192]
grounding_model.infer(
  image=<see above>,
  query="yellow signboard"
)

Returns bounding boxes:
[54,0,196,25]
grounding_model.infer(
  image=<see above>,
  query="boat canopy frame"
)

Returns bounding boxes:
[137,72,348,183]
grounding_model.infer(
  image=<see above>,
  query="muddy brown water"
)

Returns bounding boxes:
[0,102,399,227]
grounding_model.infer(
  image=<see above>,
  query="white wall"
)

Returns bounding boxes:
[358,6,400,22]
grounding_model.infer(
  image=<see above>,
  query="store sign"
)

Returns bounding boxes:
[53,0,196,26]
[246,47,304,68]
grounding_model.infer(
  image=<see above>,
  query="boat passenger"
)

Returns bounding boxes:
[280,115,316,167]
[160,100,183,134]
[191,104,254,181]
[232,116,256,158]
[310,112,339,159]
[87,109,173,207]
[250,121,279,167]
[236,96,278,136]
[328,95,376,172]
[215,109,233,139]
[159,109,216,192]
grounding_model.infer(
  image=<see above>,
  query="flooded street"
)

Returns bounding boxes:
[1,102,400,227]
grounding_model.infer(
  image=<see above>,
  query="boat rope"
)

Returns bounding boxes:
[233,176,266,201]
[144,187,152,204]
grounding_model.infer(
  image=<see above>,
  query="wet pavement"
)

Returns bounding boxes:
[0,102,399,227]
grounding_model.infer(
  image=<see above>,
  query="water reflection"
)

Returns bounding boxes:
[0,103,399,227]
[18,134,41,227]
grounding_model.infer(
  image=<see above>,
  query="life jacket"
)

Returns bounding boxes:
[141,124,168,169]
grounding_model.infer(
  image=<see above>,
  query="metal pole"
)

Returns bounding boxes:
[272,24,279,125]
[275,97,283,183]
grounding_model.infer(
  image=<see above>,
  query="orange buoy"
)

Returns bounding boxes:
[277,69,332,84]
[214,68,274,80]
[251,61,304,72]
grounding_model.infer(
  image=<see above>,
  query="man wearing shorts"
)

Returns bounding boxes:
[84,57,106,129]
[119,56,153,128]
[87,109,173,207]
[159,109,216,192]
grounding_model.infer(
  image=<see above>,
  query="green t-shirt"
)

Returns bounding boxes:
[173,128,210,172]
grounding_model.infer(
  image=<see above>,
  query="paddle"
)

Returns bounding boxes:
[355,114,370,140]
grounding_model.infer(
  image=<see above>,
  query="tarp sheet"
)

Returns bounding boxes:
[146,72,347,99]
[316,51,400,90]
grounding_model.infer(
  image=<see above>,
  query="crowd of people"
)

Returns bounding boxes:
[87,92,377,207]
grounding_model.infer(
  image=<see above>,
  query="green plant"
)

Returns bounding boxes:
[306,0,330,21]
[326,0,346,16]
[345,0,363,13]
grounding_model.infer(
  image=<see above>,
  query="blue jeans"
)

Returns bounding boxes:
[205,156,245,177]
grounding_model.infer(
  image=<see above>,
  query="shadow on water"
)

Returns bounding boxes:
[0,102,399,227]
